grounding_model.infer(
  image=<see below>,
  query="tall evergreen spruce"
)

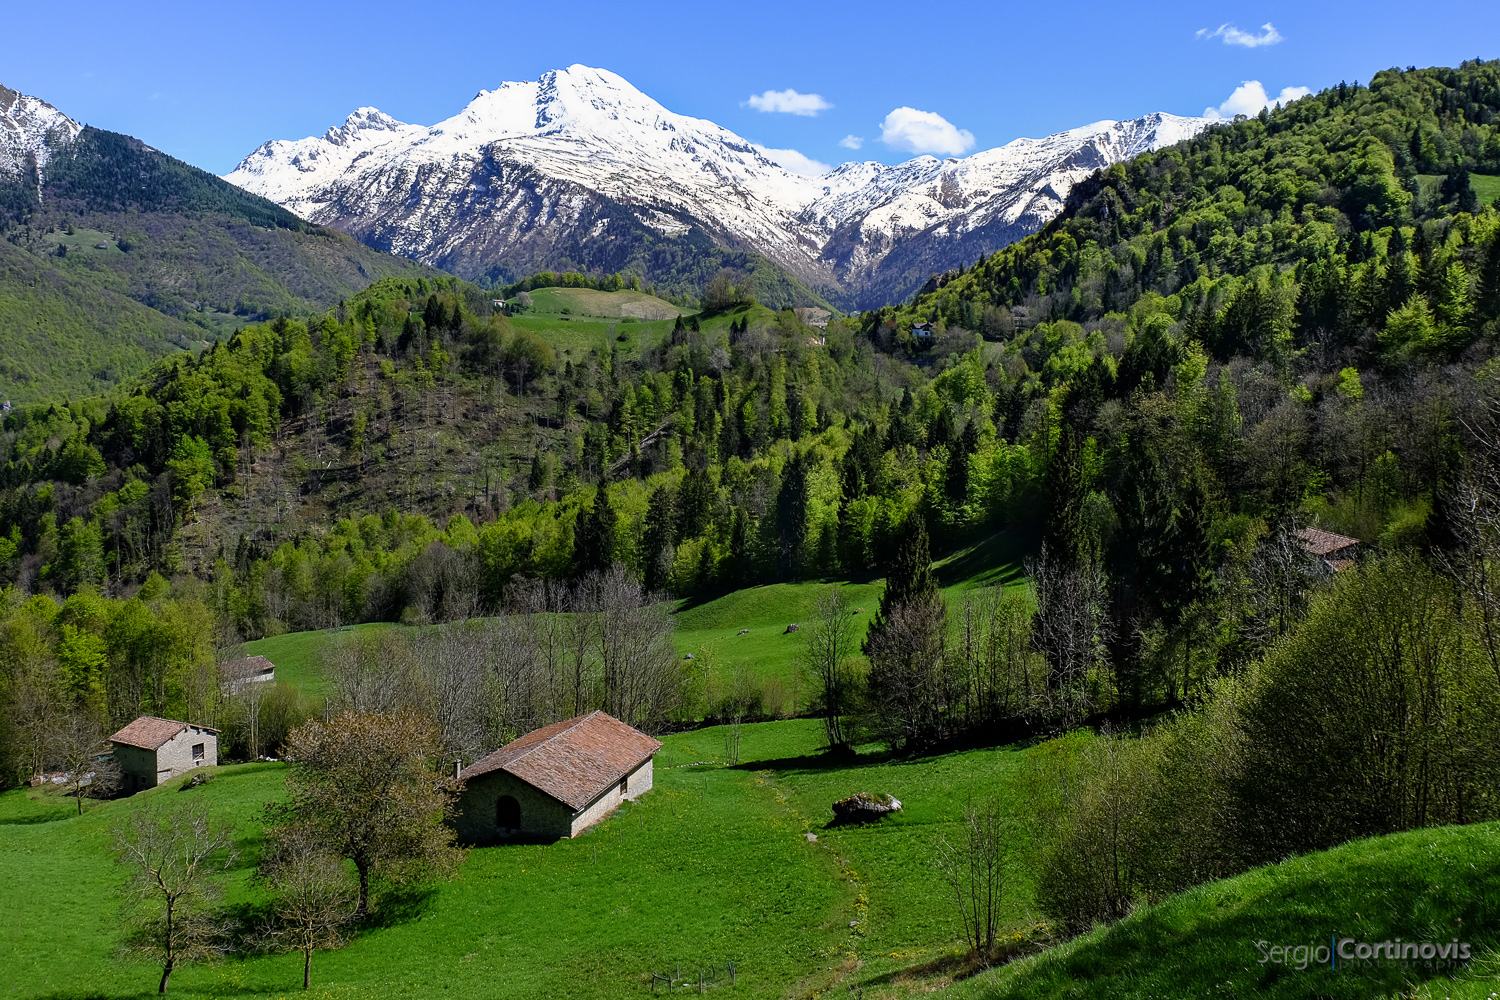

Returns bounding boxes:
[642,484,678,594]
[573,489,617,576]
[774,452,809,580]
[869,515,938,639]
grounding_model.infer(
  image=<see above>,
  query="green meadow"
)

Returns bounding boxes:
[7,719,1498,999]
[951,820,1500,1000]
[0,720,1032,999]
[507,285,691,358]
[241,529,1031,711]
[1471,173,1500,207]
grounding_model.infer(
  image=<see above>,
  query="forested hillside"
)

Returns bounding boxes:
[5,63,1500,978]
[0,127,444,401]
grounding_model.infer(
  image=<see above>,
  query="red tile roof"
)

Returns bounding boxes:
[1296,527,1360,557]
[109,716,218,751]
[460,711,662,812]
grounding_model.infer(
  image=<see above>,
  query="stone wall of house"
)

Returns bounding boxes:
[456,770,577,844]
[567,757,654,837]
[115,726,218,793]
[115,744,158,793]
[455,756,656,844]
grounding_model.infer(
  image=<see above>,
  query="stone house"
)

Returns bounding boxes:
[220,654,275,693]
[109,716,219,793]
[1296,526,1360,574]
[456,710,661,844]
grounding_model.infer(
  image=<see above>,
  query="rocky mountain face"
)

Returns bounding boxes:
[0,85,82,186]
[0,83,444,402]
[227,66,1209,307]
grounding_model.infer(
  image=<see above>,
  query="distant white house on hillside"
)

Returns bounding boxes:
[220,654,275,693]
[109,716,219,793]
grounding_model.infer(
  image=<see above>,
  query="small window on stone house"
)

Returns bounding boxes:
[192,743,205,761]
[619,774,628,796]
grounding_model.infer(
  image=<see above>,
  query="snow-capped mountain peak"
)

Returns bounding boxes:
[0,84,83,181]
[225,66,1213,306]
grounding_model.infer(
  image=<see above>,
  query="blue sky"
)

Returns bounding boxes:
[5,1,1498,176]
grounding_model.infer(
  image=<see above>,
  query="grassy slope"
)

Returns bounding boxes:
[0,238,204,402]
[0,720,1029,999]
[1471,173,1500,206]
[527,286,688,320]
[510,286,692,359]
[241,530,1030,709]
[949,822,1500,1000]
[6,720,1497,998]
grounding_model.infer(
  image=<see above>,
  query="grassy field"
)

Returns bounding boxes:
[948,820,1500,1000]
[509,286,692,359]
[241,530,1030,713]
[6,717,1499,998]
[240,622,394,699]
[1472,173,1500,207]
[527,287,688,321]
[0,719,1037,999]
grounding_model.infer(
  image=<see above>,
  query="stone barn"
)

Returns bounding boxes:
[456,711,661,843]
[109,716,219,793]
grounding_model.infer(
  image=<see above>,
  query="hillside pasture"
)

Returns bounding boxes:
[236,529,1028,717]
[526,286,689,320]
[1471,172,1500,206]
[948,820,1500,1000]
[0,719,1039,999]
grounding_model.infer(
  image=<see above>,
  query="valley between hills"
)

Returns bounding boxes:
[2,53,1500,1000]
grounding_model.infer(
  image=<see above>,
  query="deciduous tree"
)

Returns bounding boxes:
[113,803,236,994]
[275,711,463,914]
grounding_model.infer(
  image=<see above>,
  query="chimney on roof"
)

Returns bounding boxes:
[454,759,462,782]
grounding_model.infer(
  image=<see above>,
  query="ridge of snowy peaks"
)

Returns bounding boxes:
[0,84,83,179]
[225,66,1213,305]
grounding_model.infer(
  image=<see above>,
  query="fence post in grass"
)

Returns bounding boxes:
[728,960,735,984]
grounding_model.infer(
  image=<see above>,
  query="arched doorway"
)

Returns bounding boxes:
[496,794,520,832]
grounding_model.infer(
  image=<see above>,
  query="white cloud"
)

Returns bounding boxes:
[753,144,831,177]
[839,134,864,150]
[1203,80,1313,119]
[878,107,975,156]
[745,89,832,116]
[1196,22,1284,47]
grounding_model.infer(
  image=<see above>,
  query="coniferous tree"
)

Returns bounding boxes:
[774,452,809,579]
[863,515,948,749]
[642,484,678,594]
[573,489,617,577]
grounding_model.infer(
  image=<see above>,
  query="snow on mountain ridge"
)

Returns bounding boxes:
[0,84,83,182]
[224,66,1213,304]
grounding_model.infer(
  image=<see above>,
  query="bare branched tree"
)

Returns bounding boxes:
[935,792,1006,958]
[51,711,120,814]
[258,825,359,991]
[798,585,862,751]
[954,586,1039,727]
[113,803,237,994]
[1026,545,1114,726]
[580,566,681,732]
[322,629,421,716]
[1242,524,1319,648]
[863,594,949,750]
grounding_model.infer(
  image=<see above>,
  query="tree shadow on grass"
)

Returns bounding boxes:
[0,809,77,825]
[934,527,1035,590]
[360,885,440,931]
